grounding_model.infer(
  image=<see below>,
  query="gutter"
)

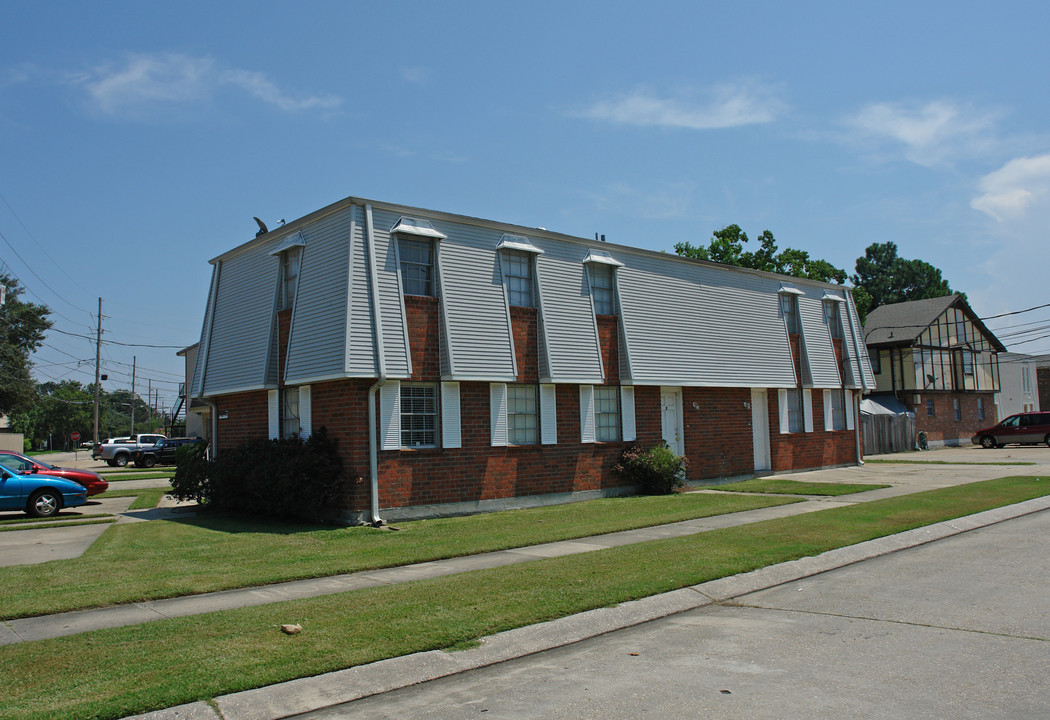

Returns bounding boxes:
[202,398,219,459]
[854,392,864,466]
[364,204,386,527]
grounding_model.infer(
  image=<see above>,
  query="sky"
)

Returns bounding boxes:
[3,0,1049,415]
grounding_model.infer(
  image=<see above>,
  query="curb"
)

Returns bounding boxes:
[126,495,1050,720]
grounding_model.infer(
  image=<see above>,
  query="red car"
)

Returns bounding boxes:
[0,451,109,496]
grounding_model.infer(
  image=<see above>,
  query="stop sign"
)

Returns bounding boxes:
[71,431,81,443]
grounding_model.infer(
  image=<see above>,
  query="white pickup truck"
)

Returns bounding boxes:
[98,433,167,467]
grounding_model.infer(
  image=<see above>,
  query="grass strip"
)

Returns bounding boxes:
[100,472,175,481]
[0,492,798,620]
[2,475,1045,720]
[698,478,889,496]
[98,487,167,510]
[0,513,111,526]
[864,459,1035,466]
[0,518,117,533]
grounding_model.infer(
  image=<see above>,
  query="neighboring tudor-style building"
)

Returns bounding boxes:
[188,196,875,522]
[863,294,1004,448]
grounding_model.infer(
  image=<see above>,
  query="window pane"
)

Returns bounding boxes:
[399,239,434,296]
[787,389,803,432]
[595,386,620,441]
[400,383,438,447]
[281,387,300,438]
[507,384,538,445]
[589,264,615,315]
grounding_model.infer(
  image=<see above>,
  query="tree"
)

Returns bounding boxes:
[0,275,52,416]
[851,242,956,320]
[675,226,847,284]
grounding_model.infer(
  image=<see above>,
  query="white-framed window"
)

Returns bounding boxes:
[830,389,846,431]
[503,251,533,307]
[962,351,974,375]
[823,301,844,339]
[781,294,800,335]
[281,387,300,438]
[787,388,803,432]
[977,396,986,420]
[398,238,435,296]
[953,397,962,422]
[507,384,538,445]
[588,262,616,315]
[401,382,438,448]
[278,246,302,310]
[595,386,620,442]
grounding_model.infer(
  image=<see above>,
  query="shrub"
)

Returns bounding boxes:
[615,442,687,495]
[171,427,350,522]
[171,439,210,503]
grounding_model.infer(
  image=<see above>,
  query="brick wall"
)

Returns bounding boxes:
[681,387,755,478]
[767,390,859,470]
[596,315,619,384]
[509,306,538,382]
[404,296,440,380]
[214,391,269,453]
[908,391,997,445]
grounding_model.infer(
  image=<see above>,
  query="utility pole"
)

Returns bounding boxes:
[93,297,102,445]
[130,355,136,435]
[147,379,152,431]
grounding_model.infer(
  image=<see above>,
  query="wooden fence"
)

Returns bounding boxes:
[860,412,916,455]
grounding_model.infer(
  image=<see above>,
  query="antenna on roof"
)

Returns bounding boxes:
[254,217,268,237]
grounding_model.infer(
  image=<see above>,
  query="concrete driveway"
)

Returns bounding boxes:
[302,508,1050,720]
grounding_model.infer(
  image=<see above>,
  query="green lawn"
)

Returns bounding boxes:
[2,475,1045,720]
[0,491,799,619]
[100,471,175,481]
[97,487,167,510]
[700,478,890,495]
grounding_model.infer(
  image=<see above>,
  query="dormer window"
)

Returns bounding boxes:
[393,217,446,298]
[823,300,844,339]
[584,249,623,316]
[269,232,306,311]
[496,234,542,309]
[780,292,800,335]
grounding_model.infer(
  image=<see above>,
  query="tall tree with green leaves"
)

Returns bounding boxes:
[674,225,847,284]
[851,241,955,320]
[0,274,52,415]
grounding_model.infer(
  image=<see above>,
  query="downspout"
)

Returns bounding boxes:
[202,398,219,459]
[364,204,386,526]
[853,391,863,466]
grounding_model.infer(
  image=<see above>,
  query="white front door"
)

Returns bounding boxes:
[751,389,770,471]
[660,387,683,456]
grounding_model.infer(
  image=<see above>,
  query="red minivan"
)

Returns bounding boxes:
[972,411,1050,448]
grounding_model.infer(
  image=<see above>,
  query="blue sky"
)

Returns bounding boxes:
[3,1,1049,411]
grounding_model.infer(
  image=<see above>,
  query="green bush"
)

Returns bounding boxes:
[171,439,210,503]
[171,427,349,522]
[615,442,688,495]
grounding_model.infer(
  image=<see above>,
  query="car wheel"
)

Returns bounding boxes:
[143,455,156,468]
[979,435,996,449]
[1045,434,1050,448]
[107,460,117,467]
[27,489,61,518]
[114,454,128,468]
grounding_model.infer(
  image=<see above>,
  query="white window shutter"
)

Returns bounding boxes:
[778,389,789,434]
[442,382,462,449]
[540,384,558,445]
[580,385,596,444]
[620,386,636,442]
[803,389,813,433]
[380,380,401,450]
[845,390,855,430]
[490,383,508,447]
[823,390,834,432]
[299,385,312,439]
[267,389,279,440]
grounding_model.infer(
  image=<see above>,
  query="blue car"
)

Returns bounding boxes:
[0,465,88,517]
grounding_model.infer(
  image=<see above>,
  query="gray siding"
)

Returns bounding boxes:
[798,294,841,388]
[190,265,217,398]
[203,239,281,396]
[346,204,378,376]
[535,244,604,383]
[431,220,516,380]
[845,291,876,389]
[285,209,352,384]
[617,253,798,388]
[369,208,412,378]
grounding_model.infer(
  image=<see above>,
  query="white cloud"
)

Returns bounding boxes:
[574,81,785,130]
[82,53,340,116]
[846,100,999,167]
[971,153,1050,221]
[400,66,431,84]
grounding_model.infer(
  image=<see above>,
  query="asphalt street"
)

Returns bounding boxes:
[298,508,1050,720]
